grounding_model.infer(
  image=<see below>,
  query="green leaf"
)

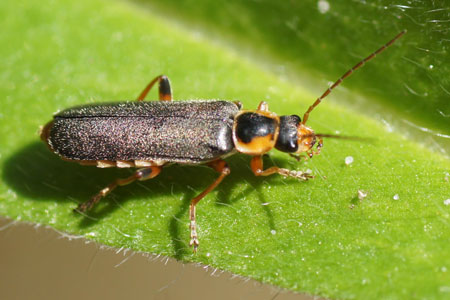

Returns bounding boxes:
[0,0,449,299]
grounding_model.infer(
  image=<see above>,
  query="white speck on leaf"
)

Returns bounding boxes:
[393,194,400,200]
[318,0,330,14]
[345,156,354,165]
[358,190,368,200]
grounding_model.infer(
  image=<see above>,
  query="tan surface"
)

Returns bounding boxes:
[0,217,319,300]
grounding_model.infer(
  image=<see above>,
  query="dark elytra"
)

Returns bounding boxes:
[48,100,240,163]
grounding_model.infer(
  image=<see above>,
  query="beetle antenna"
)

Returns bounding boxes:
[302,30,406,125]
[314,133,374,143]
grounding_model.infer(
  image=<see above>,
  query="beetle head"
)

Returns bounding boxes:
[296,123,323,158]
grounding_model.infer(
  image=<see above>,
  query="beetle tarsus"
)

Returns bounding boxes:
[75,184,115,213]
[75,200,95,213]
[277,168,313,181]
[289,153,307,162]
[189,219,199,252]
[251,155,313,181]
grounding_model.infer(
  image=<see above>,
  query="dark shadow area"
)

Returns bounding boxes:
[212,155,285,231]
[169,189,195,259]
[3,141,311,257]
[349,196,360,209]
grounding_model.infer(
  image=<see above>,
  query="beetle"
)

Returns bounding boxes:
[40,31,405,251]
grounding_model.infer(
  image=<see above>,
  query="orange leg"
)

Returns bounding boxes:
[189,160,230,252]
[136,75,173,101]
[257,101,269,112]
[250,156,313,180]
[75,167,162,212]
[289,153,308,162]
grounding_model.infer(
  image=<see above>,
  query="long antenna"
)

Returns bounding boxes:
[302,30,406,125]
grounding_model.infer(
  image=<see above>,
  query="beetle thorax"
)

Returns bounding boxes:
[232,111,279,155]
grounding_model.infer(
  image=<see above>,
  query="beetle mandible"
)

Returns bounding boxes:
[40,31,405,252]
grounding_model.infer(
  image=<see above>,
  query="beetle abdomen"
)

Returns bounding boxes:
[47,100,239,164]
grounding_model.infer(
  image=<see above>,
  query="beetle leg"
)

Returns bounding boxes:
[189,160,230,252]
[75,166,162,212]
[250,156,313,180]
[257,101,269,112]
[289,153,308,162]
[136,75,173,101]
